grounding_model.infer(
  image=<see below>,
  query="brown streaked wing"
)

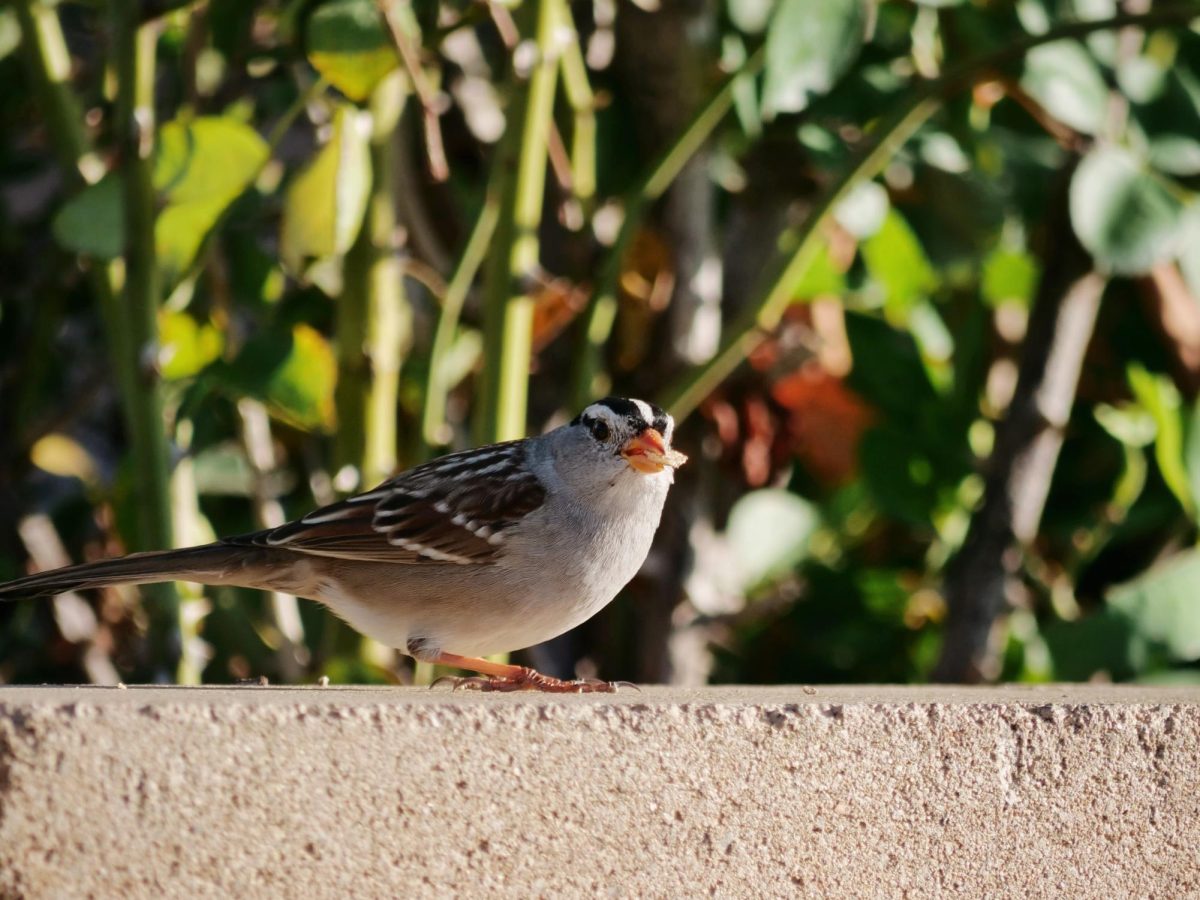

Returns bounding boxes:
[229,442,546,565]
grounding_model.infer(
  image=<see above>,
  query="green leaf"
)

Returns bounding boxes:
[1111,442,1149,515]
[1127,363,1192,515]
[1117,55,1168,104]
[861,210,937,321]
[726,489,817,589]
[727,0,776,34]
[281,104,372,287]
[723,34,762,138]
[858,426,940,527]
[1180,204,1200,301]
[1094,402,1156,449]
[919,132,970,174]
[790,241,845,298]
[908,300,954,380]
[159,311,224,381]
[51,116,267,282]
[212,324,337,432]
[1020,41,1108,135]
[191,443,256,497]
[191,441,297,497]
[306,0,400,102]
[52,175,125,259]
[1184,395,1200,518]
[1043,610,1140,681]
[1110,549,1200,661]
[0,9,22,63]
[154,116,269,284]
[1069,146,1185,275]
[762,0,864,119]
[439,327,484,393]
[845,312,938,421]
[981,247,1040,308]
[1149,135,1200,177]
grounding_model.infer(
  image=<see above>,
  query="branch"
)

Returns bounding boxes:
[932,169,1105,682]
[376,0,449,182]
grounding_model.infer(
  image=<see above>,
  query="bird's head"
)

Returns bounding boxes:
[549,397,687,494]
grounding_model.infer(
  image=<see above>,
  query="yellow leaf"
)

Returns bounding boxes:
[30,434,99,486]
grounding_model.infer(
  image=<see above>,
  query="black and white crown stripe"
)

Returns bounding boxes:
[572,396,674,442]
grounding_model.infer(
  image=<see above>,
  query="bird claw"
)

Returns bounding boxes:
[430,674,496,691]
[429,669,634,693]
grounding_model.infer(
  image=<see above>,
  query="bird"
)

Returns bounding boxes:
[0,397,687,692]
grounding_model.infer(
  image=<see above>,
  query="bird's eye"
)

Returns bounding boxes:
[589,419,610,441]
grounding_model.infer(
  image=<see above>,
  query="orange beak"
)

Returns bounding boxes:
[620,428,688,474]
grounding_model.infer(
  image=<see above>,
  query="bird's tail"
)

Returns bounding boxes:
[0,543,254,600]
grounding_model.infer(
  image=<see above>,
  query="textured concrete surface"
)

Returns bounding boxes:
[1,685,1198,899]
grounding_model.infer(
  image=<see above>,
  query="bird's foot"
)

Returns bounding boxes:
[433,667,634,693]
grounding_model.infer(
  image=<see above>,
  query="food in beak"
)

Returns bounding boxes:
[620,428,688,474]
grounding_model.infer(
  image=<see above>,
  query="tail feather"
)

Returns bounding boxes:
[0,543,251,600]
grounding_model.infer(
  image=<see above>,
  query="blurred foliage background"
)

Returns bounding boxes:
[0,0,1199,687]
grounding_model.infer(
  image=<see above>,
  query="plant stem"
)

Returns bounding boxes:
[420,186,501,455]
[112,2,181,679]
[476,0,561,444]
[557,0,596,216]
[658,4,1199,421]
[238,399,308,682]
[337,71,410,489]
[14,0,105,185]
[663,96,937,419]
[375,0,448,182]
[934,168,1104,682]
[14,0,120,431]
[570,45,766,409]
[19,0,182,677]
[16,0,121,345]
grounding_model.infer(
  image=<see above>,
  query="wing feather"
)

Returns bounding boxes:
[228,441,545,565]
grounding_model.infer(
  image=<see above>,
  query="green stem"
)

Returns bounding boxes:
[12,1,106,440]
[237,399,308,682]
[658,4,1199,421]
[420,186,501,454]
[476,0,561,444]
[569,45,766,409]
[557,0,596,214]
[112,2,180,679]
[17,0,181,676]
[337,71,410,489]
[14,0,104,185]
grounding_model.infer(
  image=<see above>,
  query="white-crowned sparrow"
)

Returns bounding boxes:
[0,397,686,691]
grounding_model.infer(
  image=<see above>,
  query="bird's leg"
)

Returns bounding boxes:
[425,651,627,693]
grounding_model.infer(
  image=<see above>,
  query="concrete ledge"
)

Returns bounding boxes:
[2,685,1199,898]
